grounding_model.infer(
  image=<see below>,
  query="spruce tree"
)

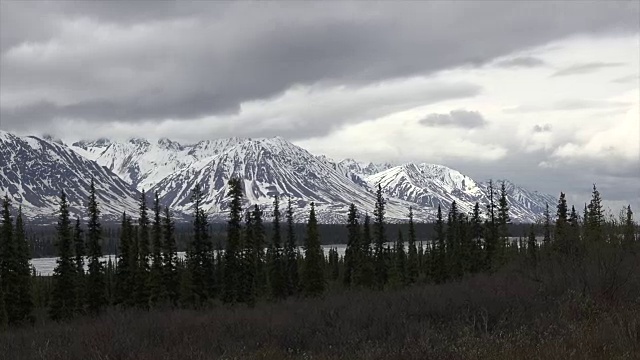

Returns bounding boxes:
[251,205,266,298]
[162,207,179,305]
[302,203,324,297]
[268,195,286,300]
[586,184,604,244]
[135,191,151,308]
[358,214,374,288]
[527,225,537,264]
[50,191,76,321]
[446,202,460,279]
[284,197,299,296]
[434,204,446,283]
[496,182,511,266]
[241,208,258,306]
[406,208,418,285]
[0,196,18,324]
[373,185,387,289]
[470,202,484,273]
[623,205,636,247]
[555,192,569,254]
[115,213,134,306]
[149,192,164,305]
[223,178,243,304]
[73,218,85,314]
[14,207,33,323]
[188,184,213,305]
[542,203,551,246]
[86,179,107,315]
[343,203,360,287]
[391,229,406,287]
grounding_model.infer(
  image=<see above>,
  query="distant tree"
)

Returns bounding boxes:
[623,205,636,247]
[284,197,299,296]
[527,225,537,264]
[162,207,179,305]
[149,191,164,306]
[406,208,418,285]
[0,196,17,323]
[568,205,580,254]
[135,190,151,308]
[586,184,604,244]
[542,203,552,246]
[357,214,374,288]
[50,191,76,321]
[268,195,286,300]
[446,201,460,279]
[72,218,85,314]
[223,178,243,304]
[86,179,107,315]
[484,180,499,271]
[390,229,406,287]
[115,213,134,306]
[554,192,569,254]
[496,182,511,266]
[188,184,213,306]
[373,185,388,289]
[9,205,33,323]
[434,204,447,283]
[343,203,360,287]
[327,247,340,281]
[470,202,484,272]
[302,203,324,297]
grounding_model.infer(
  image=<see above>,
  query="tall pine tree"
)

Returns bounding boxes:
[284,197,299,296]
[373,185,387,289]
[406,208,418,285]
[149,191,164,305]
[86,179,107,315]
[223,178,243,304]
[302,203,324,297]
[268,195,286,300]
[49,191,76,321]
[343,203,360,287]
[162,207,179,305]
[73,218,85,314]
[13,207,33,323]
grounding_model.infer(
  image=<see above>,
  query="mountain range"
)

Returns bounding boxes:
[1,130,557,223]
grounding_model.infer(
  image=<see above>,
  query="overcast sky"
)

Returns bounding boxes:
[1,1,639,212]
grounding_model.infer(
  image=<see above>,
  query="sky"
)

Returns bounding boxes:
[1,1,639,213]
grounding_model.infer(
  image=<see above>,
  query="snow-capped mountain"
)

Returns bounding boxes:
[2,130,558,223]
[149,137,424,222]
[0,131,140,221]
[366,163,556,222]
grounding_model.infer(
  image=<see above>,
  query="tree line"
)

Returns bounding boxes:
[0,179,637,326]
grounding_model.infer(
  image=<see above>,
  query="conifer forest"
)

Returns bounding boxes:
[0,178,638,359]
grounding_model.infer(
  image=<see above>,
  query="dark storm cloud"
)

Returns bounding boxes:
[1,1,638,137]
[551,62,626,77]
[493,56,547,68]
[419,110,487,128]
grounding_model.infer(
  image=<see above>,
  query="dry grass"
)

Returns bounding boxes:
[3,251,640,360]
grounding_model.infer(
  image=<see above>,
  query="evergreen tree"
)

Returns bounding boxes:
[446,202,461,279]
[470,202,484,273]
[49,191,76,321]
[373,185,387,289]
[302,203,324,297]
[268,195,286,300]
[554,192,569,254]
[13,206,33,323]
[542,203,552,246]
[586,184,604,244]
[0,196,17,324]
[434,204,447,283]
[390,229,406,287]
[241,208,258,306]
[623,205,636,247]
[496,182,511,266]
[86,179,107,315]
[115,213,134,306]
[284,197,299,296]
[568,205,580,256]
[527,225,537,264]
[149,192,164,305]
[252,205,266,298]
[406,208,418,285]
[73,218,85,314]
[162,207,179,305]
[188,184,214,305]
[358,214,374,288]
[343,203,360,287]
[223,178,243,304]
[135,190,151,308]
